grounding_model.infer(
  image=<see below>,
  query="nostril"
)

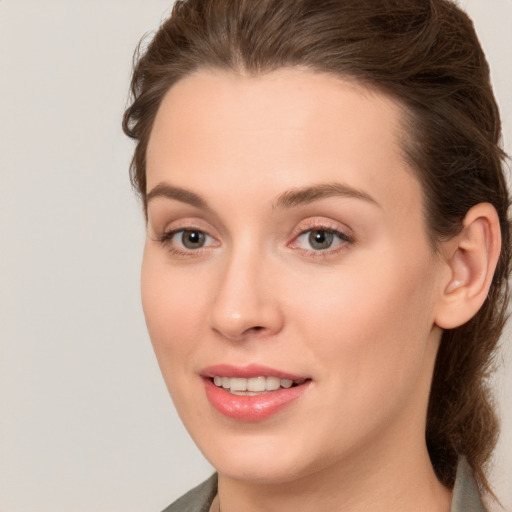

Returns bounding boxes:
[236,325,265,338]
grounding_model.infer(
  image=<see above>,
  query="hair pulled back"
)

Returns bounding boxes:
[123,0,511,494]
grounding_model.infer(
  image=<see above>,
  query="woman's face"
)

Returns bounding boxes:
[143,69,447,483]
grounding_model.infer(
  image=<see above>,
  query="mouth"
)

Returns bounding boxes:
[211,375,307,395]
[201,364,312,421]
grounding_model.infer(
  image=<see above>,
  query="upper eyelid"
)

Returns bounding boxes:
[172,228,216,243]
[160,227,217,244]
[290,218,354,238]
[149,217,220,238]
[146,204,225,236]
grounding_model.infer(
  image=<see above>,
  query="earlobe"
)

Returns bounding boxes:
[435,203,501,330]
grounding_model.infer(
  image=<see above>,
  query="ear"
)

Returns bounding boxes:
[435,203,501,329]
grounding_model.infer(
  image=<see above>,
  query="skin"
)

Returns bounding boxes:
[142,68,456,512]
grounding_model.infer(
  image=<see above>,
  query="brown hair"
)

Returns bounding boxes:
[123,0,511,494]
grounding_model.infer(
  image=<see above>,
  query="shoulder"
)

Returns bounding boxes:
[161,474,218,512]
[450,458,487,512]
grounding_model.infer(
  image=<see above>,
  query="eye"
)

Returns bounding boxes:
[177,229,208,249]
[305,230,335,250]
[294,228,352,252]
[160,228,217,254]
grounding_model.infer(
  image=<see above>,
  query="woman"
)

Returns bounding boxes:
[123,0,511,510]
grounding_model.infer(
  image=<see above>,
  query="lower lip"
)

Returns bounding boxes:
[203,378,310,421]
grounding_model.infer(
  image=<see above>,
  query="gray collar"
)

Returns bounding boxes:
[450,457,487,512]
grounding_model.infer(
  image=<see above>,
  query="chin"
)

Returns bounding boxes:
[193,428,325,484]
[214,456,310,485]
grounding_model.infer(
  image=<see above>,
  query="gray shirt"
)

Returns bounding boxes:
[162,458,486,512]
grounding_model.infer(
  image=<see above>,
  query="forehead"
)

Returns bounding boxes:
[147,68,423,222]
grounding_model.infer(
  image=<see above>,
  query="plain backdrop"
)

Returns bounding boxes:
[0,1,510,511]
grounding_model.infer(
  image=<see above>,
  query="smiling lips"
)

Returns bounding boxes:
[202,364,311,421]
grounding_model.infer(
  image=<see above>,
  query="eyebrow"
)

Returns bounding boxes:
[146,183,210,210]
[273,182,380,209]
[146,181,379,210]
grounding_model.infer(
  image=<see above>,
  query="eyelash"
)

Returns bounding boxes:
[155,222,355,258]
[289,223,355,258]
[156,228,216,257]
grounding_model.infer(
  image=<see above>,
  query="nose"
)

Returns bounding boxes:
[209,245,284,341]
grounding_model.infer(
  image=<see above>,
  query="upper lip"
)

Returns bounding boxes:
[200,363,308,381]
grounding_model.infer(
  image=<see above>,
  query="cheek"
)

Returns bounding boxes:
[286,255,440,449]
[140,251,217,428]
[141,249,207,374]
[289,249,439,387]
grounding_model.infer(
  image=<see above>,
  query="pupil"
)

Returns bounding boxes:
[309,230,333,250]
[182,230,205,249]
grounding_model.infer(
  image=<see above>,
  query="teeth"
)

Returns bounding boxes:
[266,376,281,391]
[247,377,266,392]
[212,376,302,393]
[230,378,247,392]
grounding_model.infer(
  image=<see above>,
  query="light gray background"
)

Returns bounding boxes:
[0,1,510,511]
